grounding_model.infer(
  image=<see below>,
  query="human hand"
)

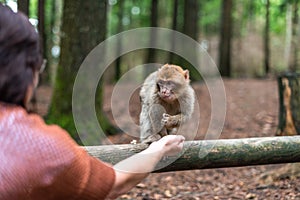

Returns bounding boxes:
[146,135,185,157]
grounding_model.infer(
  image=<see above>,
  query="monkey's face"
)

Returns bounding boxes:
[156,65,189,102]
[157,80,179,102]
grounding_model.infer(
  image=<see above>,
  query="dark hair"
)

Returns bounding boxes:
[0,4,42,107]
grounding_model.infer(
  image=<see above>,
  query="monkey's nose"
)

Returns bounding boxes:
[163,91,171,97]
[163,91,169,95]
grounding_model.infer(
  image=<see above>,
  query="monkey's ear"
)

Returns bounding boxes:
[184,70,190,80]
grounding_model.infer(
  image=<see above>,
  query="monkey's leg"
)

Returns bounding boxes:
[167,127,178,135]
[142,126,169,144]
[140,116,153,142]
[140,104,153,141]
[141,133,162,144]
[140,103,165,143]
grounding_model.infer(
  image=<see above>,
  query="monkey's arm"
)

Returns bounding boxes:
[140,102,168,143]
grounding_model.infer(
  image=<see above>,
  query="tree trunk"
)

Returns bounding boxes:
[114,0,125,82]
[291,1,299,71]
[84,136,300,172]
[145,0,158,77]
[38,0,45,56]
[38,0,50,85]
[284,3,293,70]
[165,1,200,81]
[183,0,200,80]
[183,0,199,40]
[48,0,63,85]
[277,73,300,136]
[17,0,29,16]
[218,0,233,77]
[168,0,178,64]
[264,0,270,75]
[47,0,117,143]
[29,0,46,113]
[43,0,56,86]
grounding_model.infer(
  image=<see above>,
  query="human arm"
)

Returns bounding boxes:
[106,135,185,199]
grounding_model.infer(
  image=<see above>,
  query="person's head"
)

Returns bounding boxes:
[0,4,42,108]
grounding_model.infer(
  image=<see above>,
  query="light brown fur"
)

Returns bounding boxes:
[139,64,195,143]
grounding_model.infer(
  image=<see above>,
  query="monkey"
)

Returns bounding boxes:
[139,64,195,143]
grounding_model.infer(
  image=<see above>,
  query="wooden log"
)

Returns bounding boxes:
[84,136,300,172]
[277,73,300,135]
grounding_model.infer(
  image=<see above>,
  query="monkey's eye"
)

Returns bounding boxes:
[157,81,162,90]
[156,83,160,89]
[168,81,175,87]
[157,80,164,86]
[167,81,180,88]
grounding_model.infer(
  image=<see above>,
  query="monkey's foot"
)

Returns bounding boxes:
[141,134,162,144]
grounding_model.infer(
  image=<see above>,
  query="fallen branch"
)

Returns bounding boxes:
[84,136,300,172]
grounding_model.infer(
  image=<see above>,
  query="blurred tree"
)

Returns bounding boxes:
[168,0,178,64]
[183,0,199,40]
[38,0,45,60]
[145,0,158,77]
[48,0,117,143]
[218,0,233,77]
[42,0,55,85]
[182,0,201,81]
[18,0,29,15]
[38,0,53,85]
[46,0,63,85]
[290,0,299,71]
[30,0,47,112]
[282,0,299,72]
[264,0,270,75]
[285,2,293,70]
[247,1,256,29]
[165,0,201,80]
[200,0,221,35]
[115,0,125,81]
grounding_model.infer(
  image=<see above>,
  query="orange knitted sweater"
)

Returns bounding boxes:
[0,103,115,200]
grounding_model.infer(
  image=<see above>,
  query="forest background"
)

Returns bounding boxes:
[2,1,300,199]
[2,0,300,140]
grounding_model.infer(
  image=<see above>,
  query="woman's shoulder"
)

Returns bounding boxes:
[0,103,79,158]
[0,103,66,136]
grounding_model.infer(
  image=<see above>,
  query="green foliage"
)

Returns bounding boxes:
[229,0,290,36]
[157,0,173,28]
[108,0,152,36]
[199,0,221,34]
[269,0,287,34]
[29,0,38,19]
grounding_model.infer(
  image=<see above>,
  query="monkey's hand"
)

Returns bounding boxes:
[162,113,180,128]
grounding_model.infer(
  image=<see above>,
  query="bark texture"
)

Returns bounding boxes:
[84,136,300,172]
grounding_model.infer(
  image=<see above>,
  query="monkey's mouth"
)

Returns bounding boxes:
[160,92,174,100]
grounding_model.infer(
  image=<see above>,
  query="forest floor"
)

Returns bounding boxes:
[36,78,300,200]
